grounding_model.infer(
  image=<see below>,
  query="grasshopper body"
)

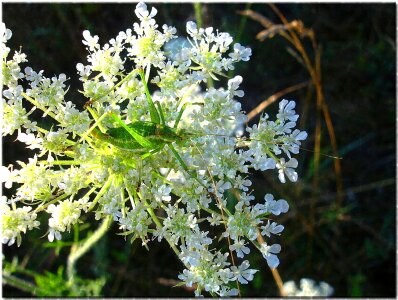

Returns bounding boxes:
[92,121,187,152]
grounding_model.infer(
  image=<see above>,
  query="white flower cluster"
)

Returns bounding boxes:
[1,2,307,296]
[247,99,308,182]
[1,197,40,246]
[283,278,334,297]
[47,198,90,242]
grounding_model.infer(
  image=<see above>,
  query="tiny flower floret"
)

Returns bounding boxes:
[135,2,157,21]
[263,194,289,215]
[260,243,281,268]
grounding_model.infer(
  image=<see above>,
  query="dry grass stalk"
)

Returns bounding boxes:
[240,6,343,212]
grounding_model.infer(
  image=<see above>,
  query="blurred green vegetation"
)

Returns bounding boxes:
[2,3,395,297]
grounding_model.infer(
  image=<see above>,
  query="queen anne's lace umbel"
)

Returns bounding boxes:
[283,278,334,296]
[1,3,307,296]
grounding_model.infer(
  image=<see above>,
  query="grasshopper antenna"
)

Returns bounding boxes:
[192,132,343,160]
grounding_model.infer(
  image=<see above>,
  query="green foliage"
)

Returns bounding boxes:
[348,273,366,297]
[34,267,105,296]
[3,258,105,296]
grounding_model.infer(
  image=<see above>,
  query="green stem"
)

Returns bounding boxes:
[35,186,96,214]
[124,184,138,209]
[228,2,251,78]
[36,126,48,134]
[21,92,59,122]
[207,76,214,88]
[144,201,180,258]
[265,148,281,166]
[198,203,221,217]
[21,93,80,144]
[88,176,113,211]
[236,3,251,44]
[2,274,39,296]
[150,170,173,185]
[120,187,126,218]
[40,160,81,166]
[67,215,113,285]
[34,192,70,213]
[193,3,203,28]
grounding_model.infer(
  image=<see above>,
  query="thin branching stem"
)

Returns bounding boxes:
[67,215,113,286]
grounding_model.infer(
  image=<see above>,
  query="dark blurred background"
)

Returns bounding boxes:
[2,3,396,297]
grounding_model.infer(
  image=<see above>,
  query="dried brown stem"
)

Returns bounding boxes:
[243,4,345,268]
[246,81,309,123]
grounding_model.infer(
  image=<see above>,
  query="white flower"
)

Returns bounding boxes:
[215,32,233,53]
[276,157,298,183]
[0,166,15,189]
[257,155,277,171]
[162,24,177,42]
[263,193,289,215]
[48,228,62,242]
[229,239,250,258]
[164,37,191,61]
[260,243,281,268]
[46,198,88,241]
[17,132,43,150]
[88,48,124,81]
[82,30,99,51]
[277,99,299,122]
[57,101,90,134]
[135,1,157,21]
[291,129,308,143]
[1,22,12,42]
[230,260,258,284]
[233,175,252,191]
[1,204,40,246]
[228,75,244,98]
[280,129,308,158]
[153,184,172,202]
[186,21,200,39]
[179,245,202,267]
[217,287,239,297]
[76,63,91,79]
[261,220,284,237]
[206,213,222,226]
[118,203,151,238]
[24,67,43,84]
[229,43,252,61]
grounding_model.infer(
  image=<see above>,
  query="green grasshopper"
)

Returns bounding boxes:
[83,68,203,183]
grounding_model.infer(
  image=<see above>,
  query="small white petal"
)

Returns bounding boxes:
[266,254,280,268]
